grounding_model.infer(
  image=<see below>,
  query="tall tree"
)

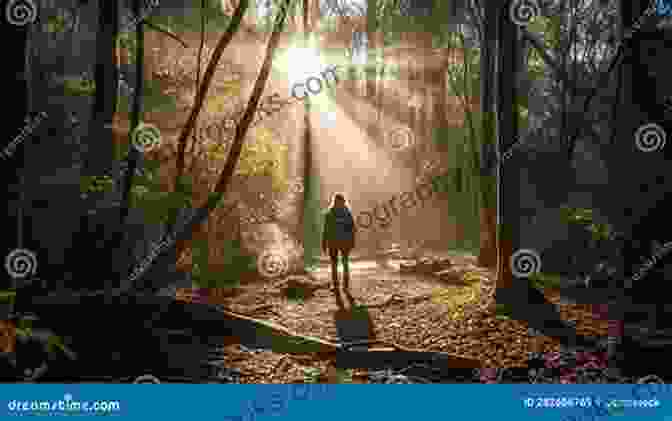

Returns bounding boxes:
[494,0,518,295]
[79,0,119,299]
[1,0,32,305]
[301,0,321,270]
[477,0,497,268]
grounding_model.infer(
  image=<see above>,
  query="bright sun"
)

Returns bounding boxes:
[275,36,328,89]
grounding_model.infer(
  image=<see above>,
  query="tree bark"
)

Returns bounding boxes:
[167,0,250,266]
[477,0,497,269]
[495,1,518,292]
[81,0,120,298]
[0,0,30,300]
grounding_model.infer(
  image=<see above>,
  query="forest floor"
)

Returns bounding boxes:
[181,250,611,383]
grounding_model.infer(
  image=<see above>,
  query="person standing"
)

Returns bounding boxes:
[322,193,356,292]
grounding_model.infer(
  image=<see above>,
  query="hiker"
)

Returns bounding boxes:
[322,193,357,292]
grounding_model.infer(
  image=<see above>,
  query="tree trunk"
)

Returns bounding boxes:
[0,2,30,304]
[81,0,120,297]
[366,0,378,103]
[302,0,320,269]
[477,0,497,269]
[495,1,518,291]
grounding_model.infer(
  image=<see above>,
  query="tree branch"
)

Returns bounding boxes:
[144,19,189,48]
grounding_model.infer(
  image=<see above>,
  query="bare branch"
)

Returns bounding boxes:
[144,19,189,48]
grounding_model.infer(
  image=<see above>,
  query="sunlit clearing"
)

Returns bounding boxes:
[273,36,331,94]
[309,101,415,210]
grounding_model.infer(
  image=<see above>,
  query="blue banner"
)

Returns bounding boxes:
[2,384,671,420]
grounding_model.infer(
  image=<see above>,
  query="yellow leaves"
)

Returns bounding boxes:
[431,283,482,321]
[219,79,241,97]
[203,80,241,115]
[204,140,228,158]
[252,127,274,144]
[204,94,232,116]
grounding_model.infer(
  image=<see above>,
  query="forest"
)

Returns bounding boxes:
[1,0,672,385]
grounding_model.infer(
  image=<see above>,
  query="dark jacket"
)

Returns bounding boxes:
[322,207,356,250]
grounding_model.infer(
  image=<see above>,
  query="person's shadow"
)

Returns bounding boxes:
[332,287,375,354]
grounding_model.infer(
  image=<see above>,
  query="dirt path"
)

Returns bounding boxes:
[201,252,610,383]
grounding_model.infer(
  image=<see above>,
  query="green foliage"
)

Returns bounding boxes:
[191,238,256,289]
[114,141,131,162]
[528,271,565,291]
[0,290,16,304]
[284,285,307,302]
[335,368,354,383]
[315,15,338,33]
[45,9,72,34]
[433,126,466,150]
[118,31,138,64]
[342,63,401,81]
[118,77,177,114]
[80,175,115,194]
[257,0,303,33]
[62,75,95,96]
[122,165,188,225]
[302,367,322,383]
[559,205,594,226]
[495,303,514,320]
[378,1,458,48]
[13,312,76,361]
[559,205,617,247]
[150,0,233,33]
